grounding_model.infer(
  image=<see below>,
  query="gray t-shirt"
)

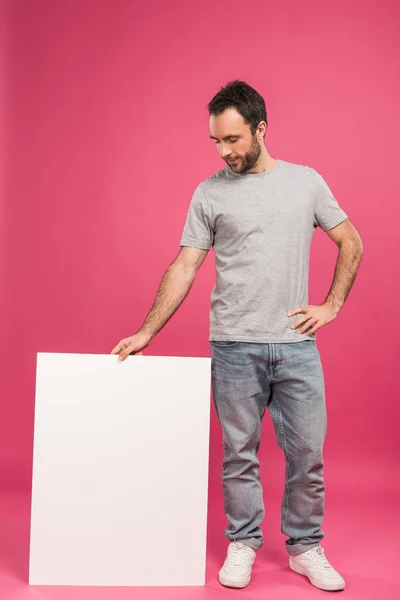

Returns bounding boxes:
[179,158,348,343]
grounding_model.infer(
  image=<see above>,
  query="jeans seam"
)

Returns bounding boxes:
[275,396,290,529]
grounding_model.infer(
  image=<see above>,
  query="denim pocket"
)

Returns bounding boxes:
[211,341,240,348]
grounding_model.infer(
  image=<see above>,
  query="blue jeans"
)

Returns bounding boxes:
[210,340,327,556]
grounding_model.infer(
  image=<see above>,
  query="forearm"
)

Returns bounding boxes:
[324,240,364,313]
[140,261,196,341]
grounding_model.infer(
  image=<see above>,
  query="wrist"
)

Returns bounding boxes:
[323,298,343,315]
[139,327,154,343]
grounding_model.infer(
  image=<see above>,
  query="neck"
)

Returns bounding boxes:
[248,148,278,174]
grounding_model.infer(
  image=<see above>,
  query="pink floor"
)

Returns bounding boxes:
[1,459,399,600]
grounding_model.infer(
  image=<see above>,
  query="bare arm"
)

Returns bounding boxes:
[111,246,209,359]
[140,246,209,341]
[323,218,364,312]
[288,219,364,336]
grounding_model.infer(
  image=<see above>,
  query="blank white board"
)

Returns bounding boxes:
[29,352,211,586]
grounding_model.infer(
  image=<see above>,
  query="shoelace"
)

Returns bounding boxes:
[307,546,332,569]
[226,543,254,567]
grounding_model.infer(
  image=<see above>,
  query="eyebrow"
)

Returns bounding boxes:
[209,134,240,141]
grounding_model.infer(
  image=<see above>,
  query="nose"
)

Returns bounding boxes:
[218,143,232,159]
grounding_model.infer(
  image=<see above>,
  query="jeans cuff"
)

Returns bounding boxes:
[229,537,263,551]
[285,541,320,556]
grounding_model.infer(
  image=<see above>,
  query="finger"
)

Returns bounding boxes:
[288,306,307,317]
[291,315,313,330]
[296,316,315,334]
[111,342,124,355]
[298,317,323,335]
[306,322,321,336]
[302,320,318,334]
[118,345,143,361]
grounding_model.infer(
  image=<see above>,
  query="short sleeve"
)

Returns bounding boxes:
[313,171,348,232]
[180,184,214,250]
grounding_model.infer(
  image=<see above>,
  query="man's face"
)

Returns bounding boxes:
[209,107,263,174]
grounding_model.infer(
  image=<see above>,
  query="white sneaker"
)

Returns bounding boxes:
[289,545,345,591]
[218,541,257,588]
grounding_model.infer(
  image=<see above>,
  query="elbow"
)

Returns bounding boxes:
[356,232,364,258]
[343,238,364,262]
[341,231,364,258]
[171,259,198,281]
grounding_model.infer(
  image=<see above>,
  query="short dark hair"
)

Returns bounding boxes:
[207,80,268,136]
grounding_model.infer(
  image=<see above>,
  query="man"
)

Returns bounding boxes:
[111,80,363,592]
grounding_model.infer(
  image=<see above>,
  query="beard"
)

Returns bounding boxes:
[227,135,262,174]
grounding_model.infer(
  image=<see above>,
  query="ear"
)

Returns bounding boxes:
[257,121,267,137]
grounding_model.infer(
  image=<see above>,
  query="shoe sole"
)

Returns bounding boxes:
[289,562,345,591]
[219,574,251,589]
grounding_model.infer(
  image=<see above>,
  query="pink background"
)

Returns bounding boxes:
[1,2,399,592]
